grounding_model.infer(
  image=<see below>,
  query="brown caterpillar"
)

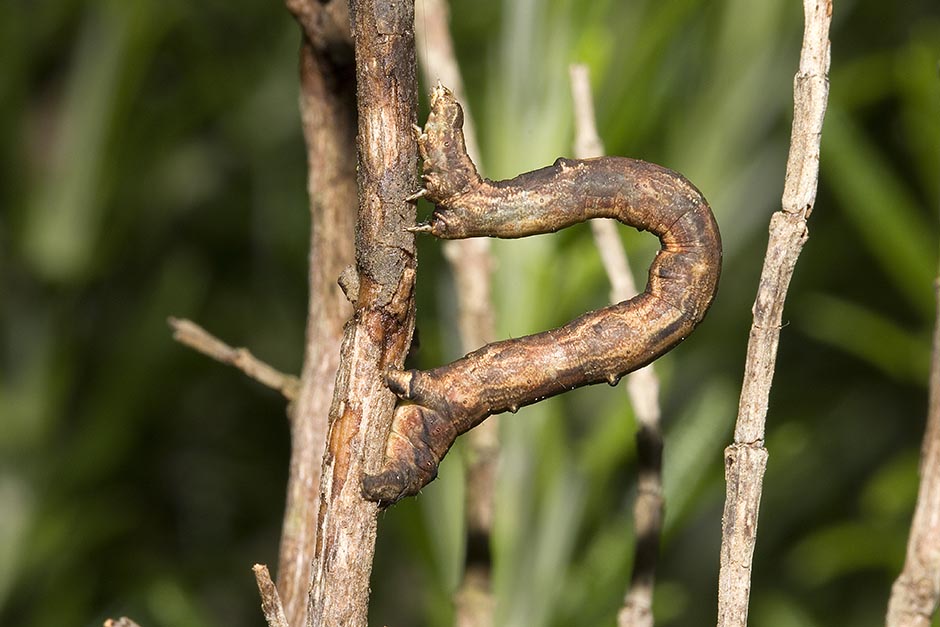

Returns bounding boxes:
[361,85,722,506]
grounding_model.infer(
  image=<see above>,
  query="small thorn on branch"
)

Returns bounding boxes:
[406,223,433,233]
[406,188,429,202]
[253,564,289,627]
[168,317,300,401]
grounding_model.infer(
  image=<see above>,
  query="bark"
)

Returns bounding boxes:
[885,279,940,626]
[305,0,419,625]
[716,1,831,625]
[277,4,357,627]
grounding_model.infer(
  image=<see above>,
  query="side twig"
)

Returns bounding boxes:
[253,564,290,627]
[885,278,940,625]
[569,64,664,627]
[168,317,300,401]
[306,1,420,625]
[716,1,832,625]
[415,2,499,625]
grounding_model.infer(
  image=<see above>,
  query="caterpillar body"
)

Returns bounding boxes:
[362,85,722,505]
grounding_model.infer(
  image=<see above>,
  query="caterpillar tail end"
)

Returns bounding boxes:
[362,459,437,507]
[361,400,458,508]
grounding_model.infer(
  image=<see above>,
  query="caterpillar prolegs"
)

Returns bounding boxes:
[361,85,722,506]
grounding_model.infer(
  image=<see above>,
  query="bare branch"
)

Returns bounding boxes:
[306,0,420,624]
[570,65,604,156]
[253,564,290,627]
[716,1,832,625]
[569,63,663,627]
[885,279,940,625]
[454,567,496,627]
[168,317,300,401]
[169,7,357,618]
[274,4,357,624]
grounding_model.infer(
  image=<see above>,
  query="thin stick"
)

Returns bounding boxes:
[168,317,300,401]
[885,278,940,625]
[716,1,831,625]
[253,564,290,627]
[415,2,499,625]
[306,1,420,625]
[569,63,664,627]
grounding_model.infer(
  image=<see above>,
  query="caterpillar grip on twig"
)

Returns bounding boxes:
[361,84,722,506]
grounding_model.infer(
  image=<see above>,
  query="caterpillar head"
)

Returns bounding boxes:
[415,83,481,203]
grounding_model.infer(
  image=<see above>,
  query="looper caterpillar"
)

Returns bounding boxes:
[361,85,722,505]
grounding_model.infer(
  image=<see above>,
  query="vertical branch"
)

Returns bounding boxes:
[569,64,663,627]
[415,2,499,626]
[885,278,940,626]
[306,0,419,625]
[278,3,357,627]
[716,1,831,626]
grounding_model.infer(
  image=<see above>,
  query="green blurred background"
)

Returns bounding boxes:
[1,0,938,625]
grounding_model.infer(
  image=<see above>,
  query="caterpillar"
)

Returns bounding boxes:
[361,85,722,506]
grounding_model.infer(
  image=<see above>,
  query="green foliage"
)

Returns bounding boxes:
[2,0,938,626]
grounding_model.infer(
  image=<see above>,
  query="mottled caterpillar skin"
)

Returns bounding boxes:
[361,85,722,505]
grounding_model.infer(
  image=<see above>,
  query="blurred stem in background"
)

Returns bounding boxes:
[885,274,940,626]
[275,3,355,626]
[569,63,665,627]
[415,2,501,627]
